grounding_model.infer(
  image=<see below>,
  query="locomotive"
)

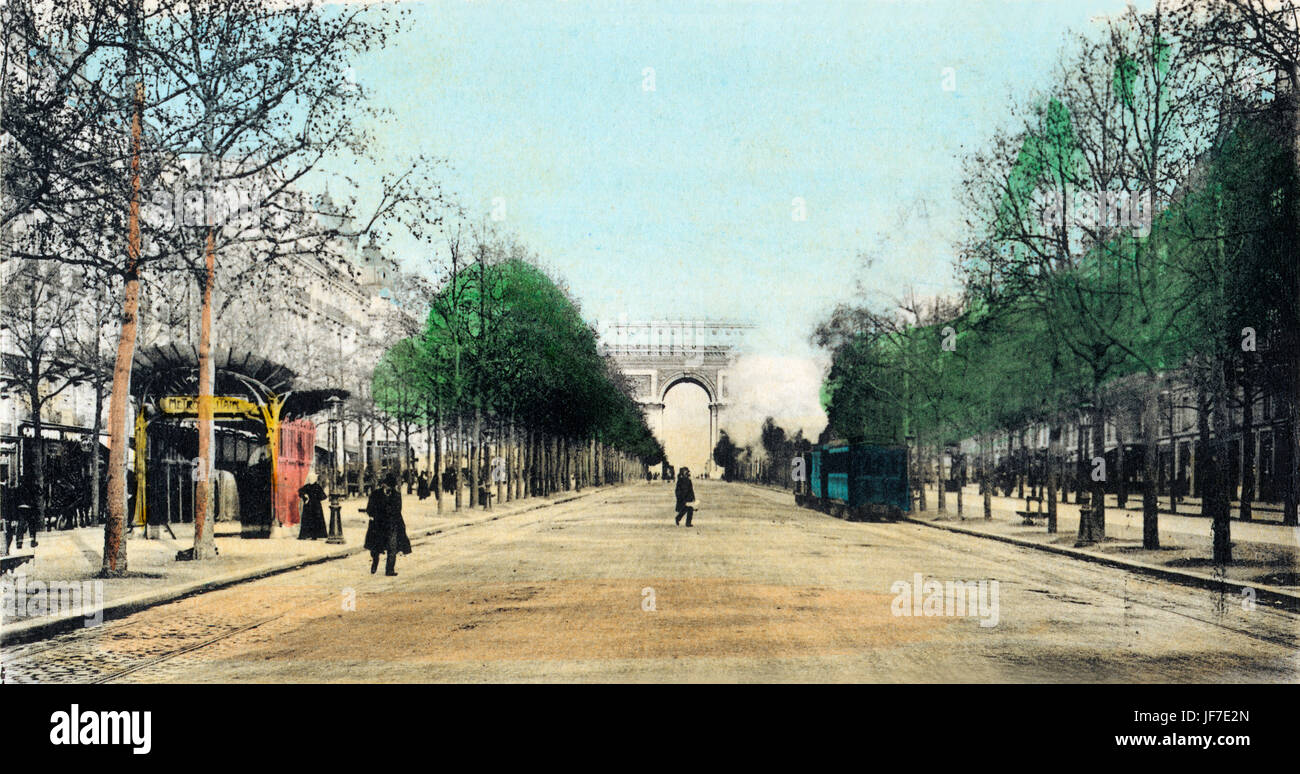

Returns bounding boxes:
[794,442,910,521]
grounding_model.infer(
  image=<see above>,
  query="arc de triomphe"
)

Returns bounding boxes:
[599,318,752,477]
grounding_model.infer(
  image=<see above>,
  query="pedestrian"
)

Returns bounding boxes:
[417,471,430,501]
[16,474,39,548]
[297,474,328,540]
[3,479,22,553]
[674,466,696,527]
[364,473,411,576]
[238,446,274,539]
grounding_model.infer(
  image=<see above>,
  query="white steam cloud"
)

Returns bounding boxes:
[719,354,828,450]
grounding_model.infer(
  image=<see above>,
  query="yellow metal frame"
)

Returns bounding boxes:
[259,395,286,525]
[134,394,287,529]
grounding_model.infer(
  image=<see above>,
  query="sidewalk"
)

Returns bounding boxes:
[0,485,601,645]
[909,484,1300,607]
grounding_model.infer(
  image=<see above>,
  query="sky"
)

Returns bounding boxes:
[314,0,1145,446]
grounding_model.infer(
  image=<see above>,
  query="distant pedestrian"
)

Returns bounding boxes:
[3,479,21,552]
[297,475,328,540]
[675,467,696,527]
[417,471,430,501]
[16,475,39,548]
[364,473,411,576]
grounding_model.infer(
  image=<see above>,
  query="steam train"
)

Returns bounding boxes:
[793,442,910,521]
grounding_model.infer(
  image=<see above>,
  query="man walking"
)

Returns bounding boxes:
[675,467,695,527]
[364,474,411,576]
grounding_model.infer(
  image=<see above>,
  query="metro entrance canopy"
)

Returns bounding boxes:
[129,344,347,534]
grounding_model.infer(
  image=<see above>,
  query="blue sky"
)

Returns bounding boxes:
[315,0,1143,436]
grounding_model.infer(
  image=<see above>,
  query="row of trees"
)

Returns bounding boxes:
[370,225,664,512]
[815,0,1299,562]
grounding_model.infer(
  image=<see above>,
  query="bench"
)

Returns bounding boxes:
[1016,495,1047,525]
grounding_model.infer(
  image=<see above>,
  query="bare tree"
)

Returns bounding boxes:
[0,250,86,533]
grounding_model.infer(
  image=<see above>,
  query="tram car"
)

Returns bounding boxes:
[794,442,910,521]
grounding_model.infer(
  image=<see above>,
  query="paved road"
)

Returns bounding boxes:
[3,481,1296,683]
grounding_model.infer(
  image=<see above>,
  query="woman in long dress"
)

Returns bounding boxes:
[297,474,328,540]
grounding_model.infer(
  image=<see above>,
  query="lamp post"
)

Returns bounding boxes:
[1076,401,1096,545]
[1076,401,1094,503]
[326,395,344,544]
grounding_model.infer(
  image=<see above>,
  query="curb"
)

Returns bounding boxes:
[1,488,598,647]
[905,517,1300,612]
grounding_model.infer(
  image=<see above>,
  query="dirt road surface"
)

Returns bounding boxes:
[4,481,1296,683]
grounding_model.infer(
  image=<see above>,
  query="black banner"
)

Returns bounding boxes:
[5,684,1289,763]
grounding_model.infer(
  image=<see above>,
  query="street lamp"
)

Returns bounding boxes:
[325,395,345,544]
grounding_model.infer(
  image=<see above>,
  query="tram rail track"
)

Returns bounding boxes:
[2,489,601,684]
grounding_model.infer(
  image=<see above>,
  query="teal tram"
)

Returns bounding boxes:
[794,442,910,521]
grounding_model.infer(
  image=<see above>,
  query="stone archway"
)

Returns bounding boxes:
[658,374,720,476]
[600,319,752,477]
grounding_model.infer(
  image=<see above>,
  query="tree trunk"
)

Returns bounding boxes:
[496,416,505,504]
[473,405,484,509]
[1167,388,1179,514]
[1017,429,1026,500]
[523,426,533,499]
[1047,425,1059,533]
[454,414,463,510]
[982,432,992,520]
[955,453,964,517]
[29,385,47,537]
[425,418,432,476]
[504,419,514,503]
[1240,379,1255,522]
[1142,382,1160,549]
[1075,417,1087,504]
[935,442,946,513]
[1210,363,1233,564]
[192,229,217,558]
[916,442,927,512]
[101,83,145,576]
[1116,419,1128,510]
[1288,67,1300,527]
[434,416,443,514]
[89,376,105,528]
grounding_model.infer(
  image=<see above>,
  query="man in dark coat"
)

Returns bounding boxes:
[417,471,430,501]
[364,473,411,575]
[674,467,695,527]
